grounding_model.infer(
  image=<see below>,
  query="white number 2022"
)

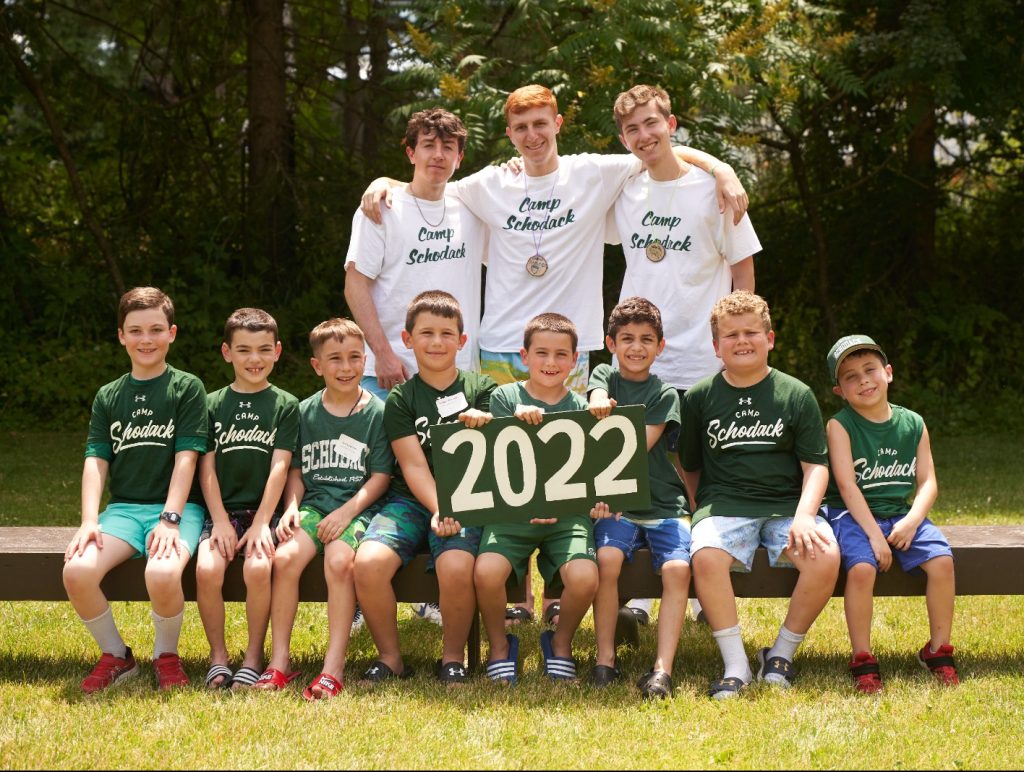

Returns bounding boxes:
[440,415,638,514]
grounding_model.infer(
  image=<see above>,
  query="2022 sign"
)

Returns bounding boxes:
[431,406,651,526]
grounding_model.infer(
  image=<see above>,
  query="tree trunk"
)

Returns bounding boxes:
[906,83,937,278]
[244,0,295,288]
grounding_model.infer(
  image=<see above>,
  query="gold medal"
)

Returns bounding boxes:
[645,241,667,262]
[526,254,549,277]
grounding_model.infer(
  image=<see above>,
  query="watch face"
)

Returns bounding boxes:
[161,511,182,525]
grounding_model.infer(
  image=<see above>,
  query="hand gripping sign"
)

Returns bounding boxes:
[431,405,651,527]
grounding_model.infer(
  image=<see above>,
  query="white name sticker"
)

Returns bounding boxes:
[333,433,367,464]
[436,392,470,419]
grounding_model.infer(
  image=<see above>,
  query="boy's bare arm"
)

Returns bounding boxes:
[645,422,666,453]
[66,456,110,559]
[276,466,305,541]
[827,419,892,569]
[786,461,831,559]
[360,178,407,224]
[680,466,701,514]
[344,265,410,390]
[889,425,939,551]
[198,451,237,559]
[672,146,748,223]
[730,256,755,292]
[392,435,453,533]
[148,450,199,559]
[588,388,616,420]
[238,448,293,558]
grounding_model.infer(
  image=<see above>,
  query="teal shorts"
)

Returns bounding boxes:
[479,516,596,591]
[298,505,372,554]
[99,502,206,559]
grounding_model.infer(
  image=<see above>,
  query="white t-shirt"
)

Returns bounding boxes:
[344,188,486,377]
[609,167,762,390]
[452,153,640,353]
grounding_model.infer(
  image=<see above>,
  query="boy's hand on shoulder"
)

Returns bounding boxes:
[432,511,463,537]
[239,523,275,559]
[590,501,621,521]
[786,515,831,560]
[210,521,238,560]
[514,405,545,425]
[64,523,103,561]
[360,178,395,224]
[458,409,493,429]
[588,395,617,420]
[501,156,524,176]
[147,521,182,560]
[869,532,893,571]
[713,165,749,225]
[886,519,917,552]
[276,510,300,543]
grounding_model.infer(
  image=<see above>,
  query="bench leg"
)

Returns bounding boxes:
[467,612,481,672]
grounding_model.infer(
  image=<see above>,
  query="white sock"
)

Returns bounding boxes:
[767,625,805,662]
[712,624,751,682]
[152,609,184,657]
[626,597,654,613]
[82,606,127,658]
[690,598,704,616]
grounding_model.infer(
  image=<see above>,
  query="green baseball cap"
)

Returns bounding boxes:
[827,335,887,384]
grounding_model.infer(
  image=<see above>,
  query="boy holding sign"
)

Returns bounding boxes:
[355,291,496,684]
[587,297,691,699]
[475,313,599,683]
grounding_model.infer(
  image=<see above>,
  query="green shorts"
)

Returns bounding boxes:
[479,516,595,591]
[99,501,206,559]
[298,505,371,554]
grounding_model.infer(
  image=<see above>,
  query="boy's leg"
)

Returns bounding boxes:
[772,517,840,637]
[653,559,690,676]
[241,547,274,672]
[195,537,232,675]
[920,555,955,649]
[265,529,317,673]
[435,547,479,667]
[552,558,599,658]
[322,538,359,679]
[353,540,405,673]
[475,552,516,661]
[844,563,878,654]
[594,546,626,668]
[64,534,138,655]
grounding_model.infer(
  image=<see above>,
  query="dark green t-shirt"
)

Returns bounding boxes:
[825,404,924,516]
[85,365,208,505]
[206,384,299,511]
[588,364,687,520]
[490,381,588,419]
[292,390,394,514]
[678,369,827,525]
[383,370,496,500]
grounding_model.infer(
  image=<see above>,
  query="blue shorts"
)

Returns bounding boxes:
[360,495,481,570]
[691,515,835,572]
[822,506,953,573]
[99,502,206,559]
[360,375,390,401]
[594,515,691,572]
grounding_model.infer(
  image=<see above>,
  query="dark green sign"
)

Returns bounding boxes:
[431,405,651,526]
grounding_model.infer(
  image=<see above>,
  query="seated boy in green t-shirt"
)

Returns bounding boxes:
[678,291,840,699]
[587,297,691,699]
[63,286,208,693]
[355,290,496,685]
[476,313,599,684]
[254,318,394,699]
[195,308,299,689]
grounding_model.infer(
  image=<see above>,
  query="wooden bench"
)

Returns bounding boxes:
[0,526,525,671]
[3,525,1022,669]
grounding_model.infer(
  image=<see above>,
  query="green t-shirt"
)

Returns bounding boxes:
[292,390,394,514]
[588,364,687,520]
[490,381,588,419]
[206,384,299,511]
[383,370,496,500]
[825,404,924,516]
[678,369,827,525]
[85,365,208,505]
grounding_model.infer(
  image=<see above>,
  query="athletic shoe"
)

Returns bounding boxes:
[81,646,138,694]
[411,602,443,625]
[154,652,190,691]
[849,651,883,694]
[626,598,653,626]
[918,642,960,686]
[351,606,365,634]
[756,647,795,688]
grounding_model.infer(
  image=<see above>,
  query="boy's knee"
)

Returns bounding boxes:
[563,560,599,595]
[923,555,955,579]
[596,548,624,577]
[847,562,877,584]
[144,562,185,595]
[692,547,730,574]
[62,560,99,595]
[242,555,272,586]
[661,559,691,585]
[325,550,355,583]
[354,545,398,586]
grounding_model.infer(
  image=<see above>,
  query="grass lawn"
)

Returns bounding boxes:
[1,431,1023,769]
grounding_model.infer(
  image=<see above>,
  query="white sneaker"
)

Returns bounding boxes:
[350,606,365,634]
[411,602,443,625]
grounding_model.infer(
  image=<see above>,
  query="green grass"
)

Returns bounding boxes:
[1,432,1023,769]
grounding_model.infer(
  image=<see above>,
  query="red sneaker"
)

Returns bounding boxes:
[918,643,959,686]
[81,647,138,693]
[849,651,883,694]
[154,652,190,691]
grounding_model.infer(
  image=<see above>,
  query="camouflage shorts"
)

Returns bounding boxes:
[361,495,481,570]
[298,505,371,554]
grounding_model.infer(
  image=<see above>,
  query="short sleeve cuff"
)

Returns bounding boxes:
[175,436,208,453]
[84,442,114,461]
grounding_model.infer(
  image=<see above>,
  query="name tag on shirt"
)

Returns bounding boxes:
[333,434,367,464]
[436,392,469,419]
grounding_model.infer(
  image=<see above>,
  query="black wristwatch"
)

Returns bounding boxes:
[160,511,182,526]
